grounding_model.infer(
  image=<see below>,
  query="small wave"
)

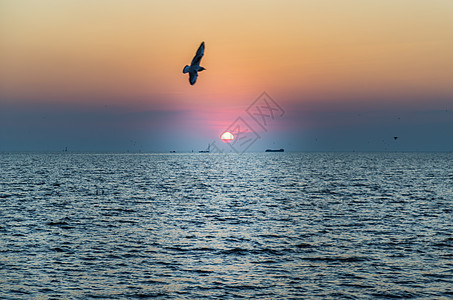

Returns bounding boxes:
[138,279,165,285]
[163,246,188,252]
[190,247,217,252]
[251,259,278,264]
[340,282,374,288]
[371,290,420,299]
[220,248,250,255]
[251,248,282,255]
[227,284,262,291]
[258,233,281,238]
[187,269,213,274]
[46,221,69,226]
[220,247,284,256]
[50,247,70,253]
[126,292,168,298]
[164,246,217,253]
[422,272,451,279]
[432,242,453,248]
[8,289,31,295]
[38,288,54,293]
[302,256,369,263]
[45,220,73,229]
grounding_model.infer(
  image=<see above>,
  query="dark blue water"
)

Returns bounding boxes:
[1,152,452,299]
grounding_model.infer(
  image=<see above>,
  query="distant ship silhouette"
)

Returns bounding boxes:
[265,149,284,152]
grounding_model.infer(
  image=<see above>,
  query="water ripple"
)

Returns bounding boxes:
[0,152,452,299]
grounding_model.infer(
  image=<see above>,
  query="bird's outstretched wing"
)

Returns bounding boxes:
[189,71,198,85]
[191,42,205,66]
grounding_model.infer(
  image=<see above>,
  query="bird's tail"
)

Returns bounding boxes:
[183,65,190,73]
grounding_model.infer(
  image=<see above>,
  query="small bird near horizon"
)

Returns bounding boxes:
[183,41,206,85]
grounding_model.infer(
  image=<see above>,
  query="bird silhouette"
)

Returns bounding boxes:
[183,42,206,85]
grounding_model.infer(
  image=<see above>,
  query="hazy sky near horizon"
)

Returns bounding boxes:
[1,0,452,151]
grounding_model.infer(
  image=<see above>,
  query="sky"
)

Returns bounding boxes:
[1,0,452,152]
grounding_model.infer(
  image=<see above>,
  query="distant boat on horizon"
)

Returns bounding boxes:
[199,144,210,153]
[265,149,284,152]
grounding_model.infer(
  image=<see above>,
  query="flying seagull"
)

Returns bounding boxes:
[183,41,206,85]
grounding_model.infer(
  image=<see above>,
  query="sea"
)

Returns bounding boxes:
[1,152,452,299]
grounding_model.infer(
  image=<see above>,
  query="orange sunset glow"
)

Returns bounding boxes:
[1,0,452,151]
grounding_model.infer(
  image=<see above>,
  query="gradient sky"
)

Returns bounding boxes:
[1,0,452,152]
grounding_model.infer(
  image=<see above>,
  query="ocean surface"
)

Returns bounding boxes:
[1,152,452,299]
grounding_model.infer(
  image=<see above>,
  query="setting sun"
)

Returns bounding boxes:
[220,131,234,143]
